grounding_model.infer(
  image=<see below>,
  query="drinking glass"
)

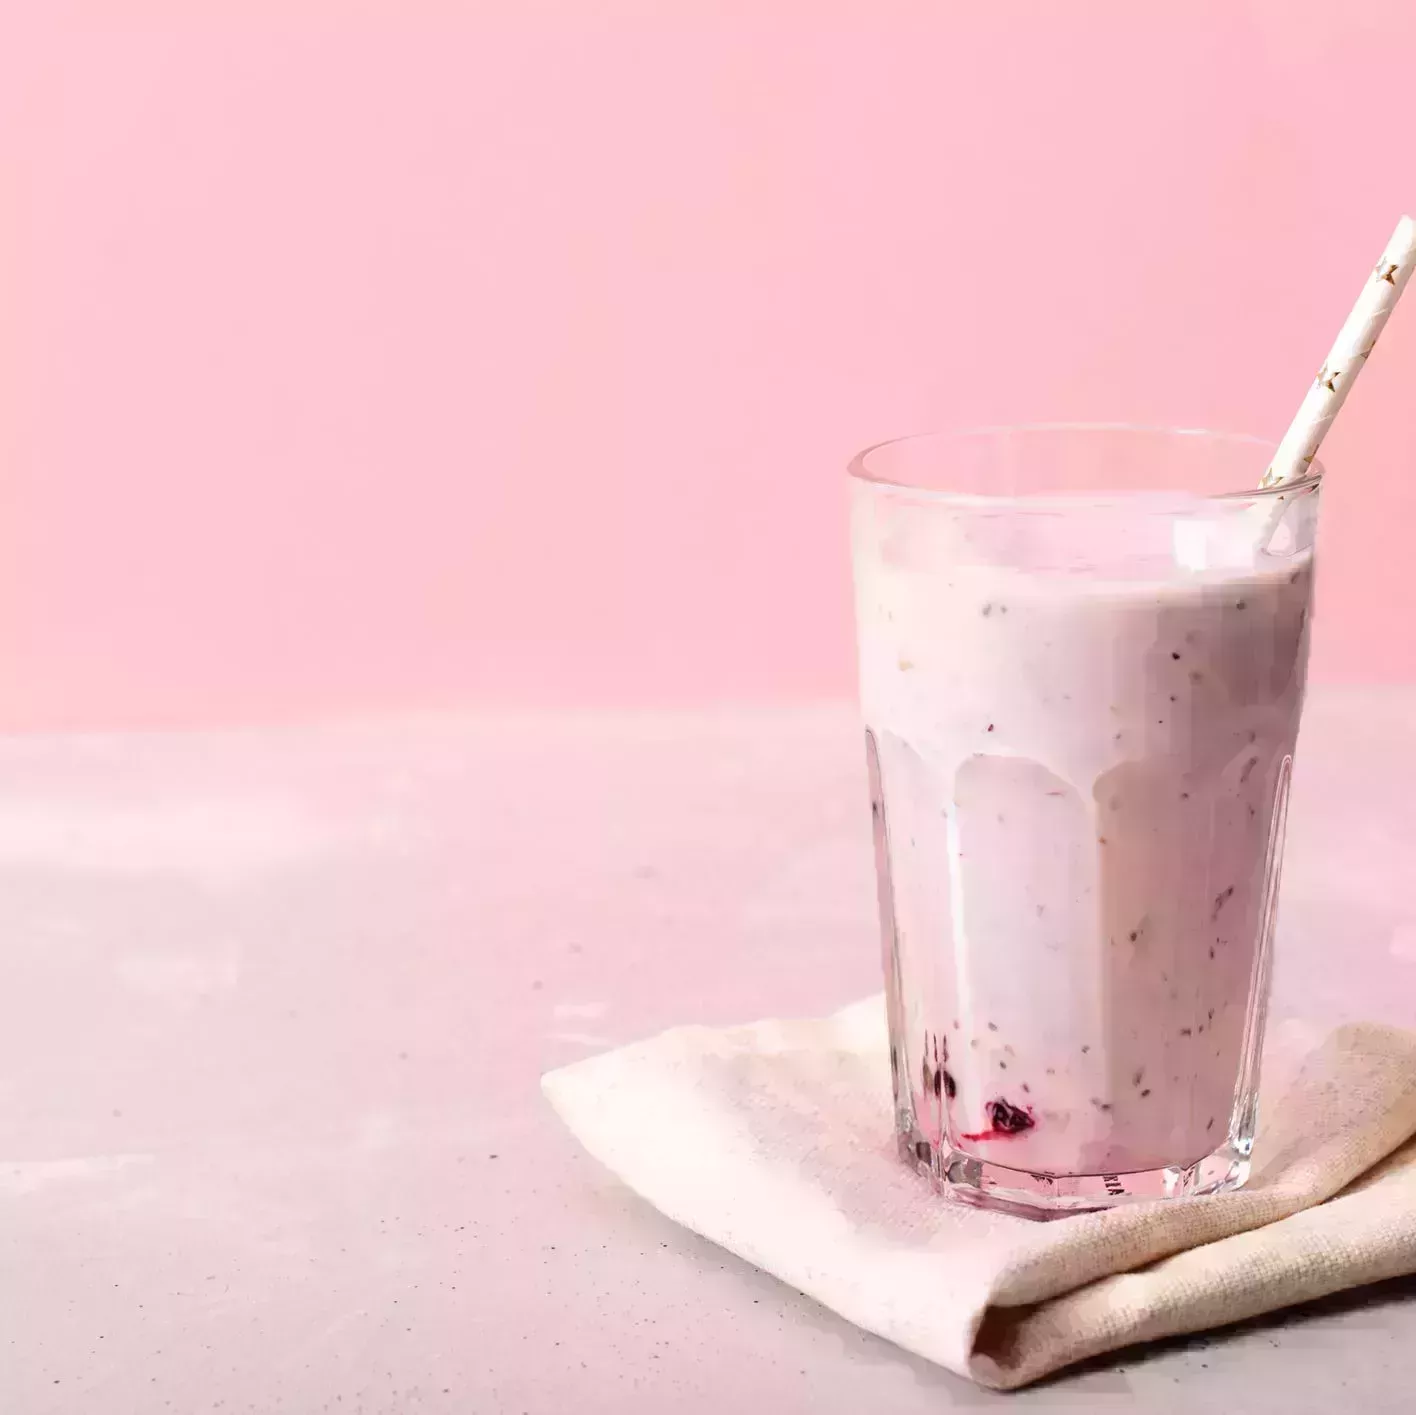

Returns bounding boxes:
[849,427,1321,1214]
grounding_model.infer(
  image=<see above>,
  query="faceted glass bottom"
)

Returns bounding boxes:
[920,1135,1251,1217]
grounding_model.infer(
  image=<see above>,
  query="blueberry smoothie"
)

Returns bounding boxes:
[853,489,1316,1194]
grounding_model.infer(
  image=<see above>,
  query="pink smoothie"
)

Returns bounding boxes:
[855,516,1314,1179]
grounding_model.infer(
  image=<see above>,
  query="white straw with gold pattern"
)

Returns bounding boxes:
[1261,215,1416,489]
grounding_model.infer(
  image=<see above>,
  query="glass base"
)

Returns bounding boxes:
[904,1135,1251,1217]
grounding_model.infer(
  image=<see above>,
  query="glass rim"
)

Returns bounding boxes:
[846,423,1325,505]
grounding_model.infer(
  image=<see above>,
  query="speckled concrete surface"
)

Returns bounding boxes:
[2,687,1414,1412]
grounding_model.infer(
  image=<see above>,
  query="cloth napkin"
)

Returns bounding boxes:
[542,998,1416,1390]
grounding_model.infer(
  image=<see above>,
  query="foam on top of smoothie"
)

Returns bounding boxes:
[864,502,1312,598]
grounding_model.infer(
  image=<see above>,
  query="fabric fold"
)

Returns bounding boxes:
[544,999,1416,1389]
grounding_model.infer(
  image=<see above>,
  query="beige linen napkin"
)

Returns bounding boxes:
[543,998,1416,1390]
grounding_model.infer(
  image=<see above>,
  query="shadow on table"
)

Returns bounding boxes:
[1027,1270,1416,1390]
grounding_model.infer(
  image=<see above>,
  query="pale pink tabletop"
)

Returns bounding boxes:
[3,687,1415,1412]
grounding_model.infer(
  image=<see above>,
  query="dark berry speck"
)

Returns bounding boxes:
[988,1099,1034,1133]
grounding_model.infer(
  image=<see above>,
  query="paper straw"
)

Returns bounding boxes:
[1261,215,1416,490]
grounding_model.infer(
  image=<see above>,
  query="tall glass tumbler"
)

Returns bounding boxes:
[849,428,1321,1215]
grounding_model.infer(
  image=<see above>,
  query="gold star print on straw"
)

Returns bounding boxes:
[1261,215,1416,490]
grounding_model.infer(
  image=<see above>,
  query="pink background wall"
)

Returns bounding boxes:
[2,2,1413,730]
